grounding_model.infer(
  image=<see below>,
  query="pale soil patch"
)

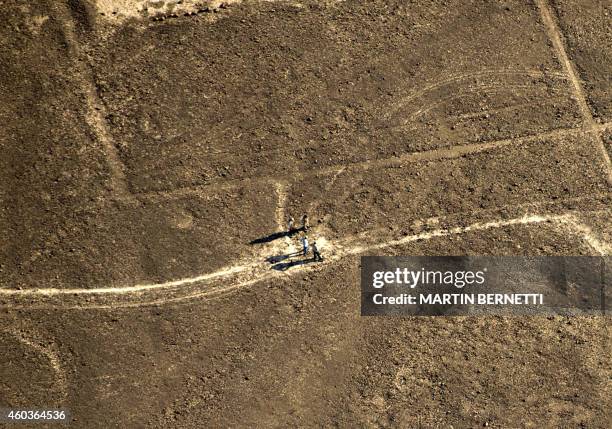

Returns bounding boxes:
[93,0,312,21]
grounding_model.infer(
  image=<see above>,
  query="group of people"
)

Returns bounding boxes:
[287,214,323,262]
[287,214,309,234]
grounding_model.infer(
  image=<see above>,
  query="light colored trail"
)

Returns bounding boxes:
[133,70,567,170]
[350,123,607,172]
[3,7,607,310]
[0,265,248,296]
[156,71,570,170]
[274,181,289,231]
[1,329,68,404]
[451,95,569,121]
[133,211,611,308]
[343,214,552,255]
[141,122,612,201]
[1,209,608,309]
[555,215,611,256]
[535,0,612,184]
[404,84,568,123]
[339,213,608,257]
[57,3,132,197]
[383,68,568,119]
[274,180,296,249]
[80,75,131,197]
[535,0,595,125]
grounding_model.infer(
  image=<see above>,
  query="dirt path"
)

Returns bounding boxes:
[535,0,612,183]
[0,206,608,309]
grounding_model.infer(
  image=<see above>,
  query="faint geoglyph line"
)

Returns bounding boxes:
[383,68,569,120]
[404,84,569,124]
[0,329,68,404]
[535,0,612,184]
[56,1,132,198]
[139,122,612,202]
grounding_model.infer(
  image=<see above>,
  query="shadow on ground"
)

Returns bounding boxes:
[249,229,303,245]
[271,258,318,271]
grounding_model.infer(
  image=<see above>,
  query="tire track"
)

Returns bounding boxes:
[403,85,569,124]
[451,95,569,121]
[383,69,568,120]
[1,208,608,309]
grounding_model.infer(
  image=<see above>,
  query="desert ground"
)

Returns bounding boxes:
[0,0,610,427]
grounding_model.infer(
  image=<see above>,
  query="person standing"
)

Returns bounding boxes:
[302,235,309,257]
[287,216,295,234]
[302,214,310,232]
[312,241,323,262]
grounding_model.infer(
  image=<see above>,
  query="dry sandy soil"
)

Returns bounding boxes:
[0,0,610,427]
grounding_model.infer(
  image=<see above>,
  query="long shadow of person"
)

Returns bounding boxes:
[250,229,299,245]
[266,251,302,264]
[271,258,318,271]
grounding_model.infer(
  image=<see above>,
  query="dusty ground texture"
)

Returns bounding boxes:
[0,0,610,427]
